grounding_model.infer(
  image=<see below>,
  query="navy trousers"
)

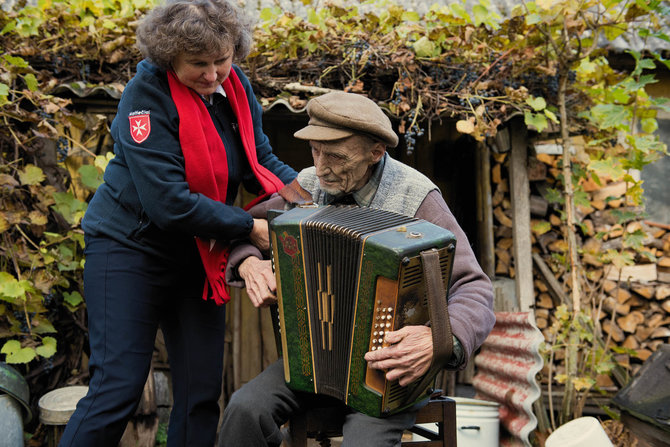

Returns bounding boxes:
[59,236,226,447]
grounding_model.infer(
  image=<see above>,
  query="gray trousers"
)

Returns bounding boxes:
[218,360,418,447]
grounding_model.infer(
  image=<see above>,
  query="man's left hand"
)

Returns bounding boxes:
[364,325,433,387]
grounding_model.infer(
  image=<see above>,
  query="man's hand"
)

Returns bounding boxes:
[364,325,433,386]
[238,257,276,308]
[250,218,270,252]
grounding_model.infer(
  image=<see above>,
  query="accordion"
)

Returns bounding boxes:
[269,205,456,417]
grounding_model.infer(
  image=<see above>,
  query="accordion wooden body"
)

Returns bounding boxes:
[269,205,456,417]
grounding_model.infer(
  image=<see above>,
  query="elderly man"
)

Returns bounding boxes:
[218,91,494,447]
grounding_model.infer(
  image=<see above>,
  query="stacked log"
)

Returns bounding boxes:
[491,143,670,381]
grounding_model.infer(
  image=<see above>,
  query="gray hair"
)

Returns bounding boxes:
[136,0,253,70]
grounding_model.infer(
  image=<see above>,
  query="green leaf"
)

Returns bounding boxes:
[18,164,45,186]
[0,83,9,105]
[23,73,38,92]
[603,23,626,41]
[589,104,630,129]
[0,272,26,302]
[449,3,470,21]
[623,229,646,250]
[412,36,437,58]
[1,340,36,364]
[526,96,547,111]
[532,220,552,235]
[401,11,420,22]
[3,54,29,68]
[574,190,590,208]
[589,159,624,181]
[78,164,104,190]
[35,336,57,358]
[544,187,563,204]
[63,291,83,307]
[544,109,558,123]
[524,110,548,132]
[640,118,658,134]
[51,192,87,226]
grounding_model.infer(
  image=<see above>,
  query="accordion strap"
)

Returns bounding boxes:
[407,248,453,403]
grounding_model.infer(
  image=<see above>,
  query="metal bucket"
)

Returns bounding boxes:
[0,394,24,447]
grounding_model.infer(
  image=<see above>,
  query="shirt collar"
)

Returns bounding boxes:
[202,84,227,104]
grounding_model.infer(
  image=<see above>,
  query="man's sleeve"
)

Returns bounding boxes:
[415,190,495,368]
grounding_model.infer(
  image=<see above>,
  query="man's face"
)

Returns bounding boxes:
[310,136,382,195]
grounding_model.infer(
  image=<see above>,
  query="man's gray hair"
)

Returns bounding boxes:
[136,0,253,71]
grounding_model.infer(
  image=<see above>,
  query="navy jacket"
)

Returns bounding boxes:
[82,60,297,264]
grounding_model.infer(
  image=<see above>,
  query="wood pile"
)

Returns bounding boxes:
[490,143,670,381]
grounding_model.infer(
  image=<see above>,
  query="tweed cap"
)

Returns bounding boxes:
[294,91,399,147]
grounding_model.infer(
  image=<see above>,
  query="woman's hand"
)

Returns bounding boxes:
[238,257,276,308]
[250,218,270,252]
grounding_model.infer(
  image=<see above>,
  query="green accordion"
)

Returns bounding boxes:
[269,205,456,417]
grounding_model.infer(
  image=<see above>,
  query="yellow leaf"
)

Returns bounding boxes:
[456,119,475,134]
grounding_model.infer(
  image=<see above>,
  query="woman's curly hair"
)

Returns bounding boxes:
[136,0,253,70]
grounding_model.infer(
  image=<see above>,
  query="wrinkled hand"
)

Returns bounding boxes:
[238,257,276,308]
[250,218,270,252]
[364,325,433,386]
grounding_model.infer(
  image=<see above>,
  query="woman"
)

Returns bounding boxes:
[58,1,296,445]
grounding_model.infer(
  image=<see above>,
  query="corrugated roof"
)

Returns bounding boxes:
[472,311,545,447]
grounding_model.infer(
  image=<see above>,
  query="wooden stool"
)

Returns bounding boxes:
[288,394,456,447]
[38,385,89,447]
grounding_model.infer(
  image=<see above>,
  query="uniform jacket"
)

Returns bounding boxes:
[82,60,297,265]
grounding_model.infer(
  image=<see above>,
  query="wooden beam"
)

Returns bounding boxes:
[509,118,535,315]
[476,141,495,278]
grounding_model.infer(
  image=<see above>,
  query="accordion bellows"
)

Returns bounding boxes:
[270,205,456,417]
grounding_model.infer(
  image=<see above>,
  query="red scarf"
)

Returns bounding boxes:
[167,69,285,305]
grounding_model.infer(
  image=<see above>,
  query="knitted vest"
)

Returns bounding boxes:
[297,153,438,217]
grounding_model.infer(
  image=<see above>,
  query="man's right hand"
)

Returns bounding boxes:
[238,257,276,308]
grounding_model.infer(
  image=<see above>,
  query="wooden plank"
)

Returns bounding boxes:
[476,142,495,277]
[509,118,534,315]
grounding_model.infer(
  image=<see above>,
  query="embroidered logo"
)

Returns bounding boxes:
[129,110,151,144]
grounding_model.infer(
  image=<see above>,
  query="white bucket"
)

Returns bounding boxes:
[454,397,500,447]
[545,416,613,447]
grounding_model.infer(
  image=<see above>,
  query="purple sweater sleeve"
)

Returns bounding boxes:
[414,189,495,366]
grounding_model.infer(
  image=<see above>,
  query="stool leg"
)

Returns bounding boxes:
[443,399,457,447]
[290,413,308,447]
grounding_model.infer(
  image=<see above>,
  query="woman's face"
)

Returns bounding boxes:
[172,47,234,96]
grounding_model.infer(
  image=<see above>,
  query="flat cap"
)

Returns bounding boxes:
[294,91,398,147]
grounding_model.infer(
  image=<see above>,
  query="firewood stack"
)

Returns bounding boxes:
[491,144,670,380]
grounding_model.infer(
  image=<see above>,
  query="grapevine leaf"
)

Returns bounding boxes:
[1,340,36,364]
[18,164,45,186]
[35,337,57,358]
